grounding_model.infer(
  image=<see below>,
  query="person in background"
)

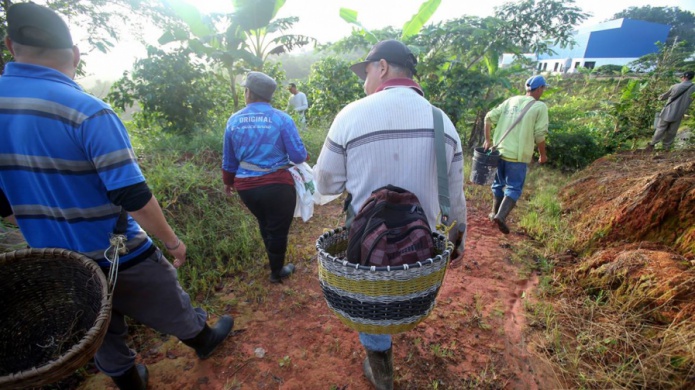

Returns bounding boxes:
[222,72,308,283]
[483,75,549,235]
[287,82,308,130]
[314,39,467,390]
[647,70,695,151]
[0,3,234,389]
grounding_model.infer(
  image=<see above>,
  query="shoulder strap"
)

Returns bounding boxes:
[432,106,450,223]
[664,83,695,107]
[492,99,537,150]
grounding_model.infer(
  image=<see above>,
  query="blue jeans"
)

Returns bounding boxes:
[359,333,392,351]
[491,160,527,201]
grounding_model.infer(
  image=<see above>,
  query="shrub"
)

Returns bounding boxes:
[546,127,605,171]
[304,57,363,124]
[546,103,608,170]
[107,47,230,136]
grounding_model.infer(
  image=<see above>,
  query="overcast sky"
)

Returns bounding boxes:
[76,0,695,83]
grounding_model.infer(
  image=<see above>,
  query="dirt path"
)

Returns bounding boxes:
[80,195,558,390]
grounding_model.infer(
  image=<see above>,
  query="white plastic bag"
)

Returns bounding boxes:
[289,163,315,222]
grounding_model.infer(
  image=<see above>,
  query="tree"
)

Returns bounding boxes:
[612,6,695,51]
[303,57,363,124]
[338,0,442,44]
[159,0,316,111]
[1,0,174,74]
[494,0,589,57]
[309,0,590,151]
[107,47,229,136]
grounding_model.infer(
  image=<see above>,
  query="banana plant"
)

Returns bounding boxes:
[159,0,314,110]
[339,0,441,44]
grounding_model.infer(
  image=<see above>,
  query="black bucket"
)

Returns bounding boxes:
[470,147,500,185]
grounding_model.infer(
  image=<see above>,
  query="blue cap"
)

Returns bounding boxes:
[525,75,548,91]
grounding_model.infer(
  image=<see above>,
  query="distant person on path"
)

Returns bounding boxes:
[222,71,308,283]
[287,82,308,130]
[0,3,233,389]
[647,70,695,151]
[483,75,549,234]
[314,39,467,390]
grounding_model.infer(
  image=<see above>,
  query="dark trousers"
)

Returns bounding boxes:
[94,248,207,376]
[238,183,296,260]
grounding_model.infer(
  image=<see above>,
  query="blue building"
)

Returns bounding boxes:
[536,18,671,73]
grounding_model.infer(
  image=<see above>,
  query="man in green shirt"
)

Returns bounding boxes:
[483,75,549,234]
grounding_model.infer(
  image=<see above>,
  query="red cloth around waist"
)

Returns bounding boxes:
[234,169,294,191]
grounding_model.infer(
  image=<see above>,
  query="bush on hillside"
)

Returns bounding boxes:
[546,128,605,171]
[304,57,363,124]
[545,103,609,170]
[107,47,230,136]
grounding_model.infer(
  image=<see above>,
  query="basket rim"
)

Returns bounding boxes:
[316,226,452,272]
[0,248,112,387]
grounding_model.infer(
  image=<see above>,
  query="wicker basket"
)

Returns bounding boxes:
[0,248,112,389]
[316,227,452,334]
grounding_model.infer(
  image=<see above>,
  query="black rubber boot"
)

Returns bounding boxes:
[488,196,503,221]
[268,251,295,283]
[493,196,516,234]
[362,347,393,390]
[181,315,234,359]
[112,363,148,390]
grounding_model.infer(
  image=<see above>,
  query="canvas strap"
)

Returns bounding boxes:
[492,99,537,150]
[432,106,450,223]
[663,83,695,108]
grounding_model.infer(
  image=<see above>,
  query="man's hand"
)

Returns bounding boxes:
[482,140,492,151]
[165,238,187,268]
[449,230,465,267]
[224,185,234,196]
[538,154,548,164]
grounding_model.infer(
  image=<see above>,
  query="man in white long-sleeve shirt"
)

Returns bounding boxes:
[287,83,308,130]
[314,39,467,390]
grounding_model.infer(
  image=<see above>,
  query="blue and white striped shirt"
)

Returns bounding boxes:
[0,62,153,266]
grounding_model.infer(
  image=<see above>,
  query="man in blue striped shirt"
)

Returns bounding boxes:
[0,3,233,388]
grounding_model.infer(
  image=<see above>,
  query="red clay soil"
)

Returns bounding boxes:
[557,149,695,328]
[77,194,558,390]
[560,150,695,259]
[573,242,695,324]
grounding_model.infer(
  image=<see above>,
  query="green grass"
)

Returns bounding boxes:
[127,121,332,302]
[299,121,331,163]
[518,165,574,255]
[510,160,695,389]
[135,147,264,302]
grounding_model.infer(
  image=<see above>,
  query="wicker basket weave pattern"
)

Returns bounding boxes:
[0,248,112,389]
[316,227,451,334]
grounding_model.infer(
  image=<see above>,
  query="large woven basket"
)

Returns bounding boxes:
[316,227,452,334]
[0,248,112,389]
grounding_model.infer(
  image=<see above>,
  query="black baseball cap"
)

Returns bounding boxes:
[682,71,694,80]
[7,2,74,49]
[350,40,417,80]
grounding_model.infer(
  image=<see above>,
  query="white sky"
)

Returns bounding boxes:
[77,0,695,83]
